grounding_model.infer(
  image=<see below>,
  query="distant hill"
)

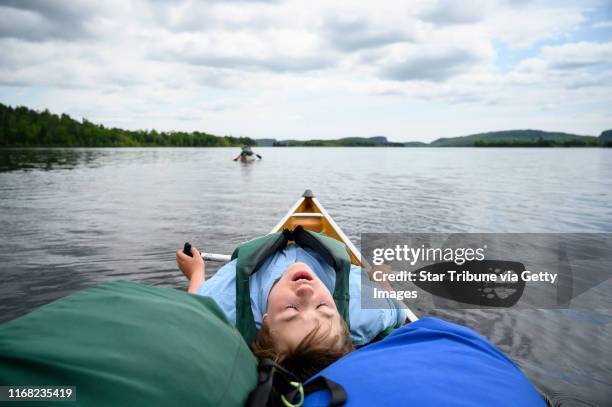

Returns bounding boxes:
[269,136,403,147]
[254,138,276,146]
[430,130,599,147]
[600,130,612,145]
[261,130,610,148]
[0,103,255,147]
[342,136,388,144]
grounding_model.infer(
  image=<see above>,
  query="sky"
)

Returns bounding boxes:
[0,0,611,142]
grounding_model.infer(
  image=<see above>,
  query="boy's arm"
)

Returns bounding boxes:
[187,269,205,293]
[176,247,206,293]
[367,264,412,326]
[369,263,396,292]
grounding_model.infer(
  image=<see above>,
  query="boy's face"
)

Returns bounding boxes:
[264,262,343,351]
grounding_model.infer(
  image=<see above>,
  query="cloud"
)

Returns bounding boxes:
[542,41,612,69]
[419,0,486,26]
[150,0,281,33]
[593,21,612,29]
[170,53,333,72]
[505,41,612,90]
[487,6,585,48]
[0,0,100,41]
[563,70,612,89]
[322,16,411,51]
[504,48,612,100]
[149,27,335,73]
[0,0,97,22]
[380,46,488,81]
[504,0,533,6]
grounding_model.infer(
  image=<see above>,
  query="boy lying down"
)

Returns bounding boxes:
[176,243,408,380]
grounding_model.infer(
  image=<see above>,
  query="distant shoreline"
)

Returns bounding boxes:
[3,145,610,150]
[2,102,610,148]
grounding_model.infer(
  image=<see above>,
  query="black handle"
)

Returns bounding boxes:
[183,242,193,257]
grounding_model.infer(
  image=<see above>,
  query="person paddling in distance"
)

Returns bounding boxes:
[176,245,355,381]
[233,144,261,161]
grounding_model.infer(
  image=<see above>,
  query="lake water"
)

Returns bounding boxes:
[1,147,611,405]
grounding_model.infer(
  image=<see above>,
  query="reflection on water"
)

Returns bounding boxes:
[0,148,106,172]
[0,147,611,405]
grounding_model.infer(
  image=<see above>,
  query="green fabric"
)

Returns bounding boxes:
[368,327,397,346]
[233,227,351,344]
[0,281,257,407]
[233,232,288,344]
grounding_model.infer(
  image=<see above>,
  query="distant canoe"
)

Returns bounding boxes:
[239,154,256,163]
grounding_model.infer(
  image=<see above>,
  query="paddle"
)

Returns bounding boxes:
[183,242,193,257]
[233,154,261,161]
[183,242,231,262]
[410,260,526,307]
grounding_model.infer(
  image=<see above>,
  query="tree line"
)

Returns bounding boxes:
[474,137,610,147]
[0,103,255,147]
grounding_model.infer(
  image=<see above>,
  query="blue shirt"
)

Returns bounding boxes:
[305,318,547,406]
[197,245,407,345]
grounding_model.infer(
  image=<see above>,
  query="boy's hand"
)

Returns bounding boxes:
[176,246,205,281]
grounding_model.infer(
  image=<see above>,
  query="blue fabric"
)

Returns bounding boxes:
[304,317,547,407]
[197,245,407,345]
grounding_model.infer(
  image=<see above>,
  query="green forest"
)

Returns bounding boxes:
[430,129,611,147]
[2,102,610,148]
[0,103,255,147]
[272,136,404,147]
[473,138,605,147]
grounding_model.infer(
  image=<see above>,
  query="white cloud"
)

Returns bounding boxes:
[486,6,585,48]
[150,28,334,72]
[379,43,492,81]
[419,0,487,26]
[504,41,612,90]
[541,41,612,69]
[593,20,612,29]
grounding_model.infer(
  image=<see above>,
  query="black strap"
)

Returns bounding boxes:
[247,365,274,407]
[247,359,347,407]
[247,358,301,407]
[285,376,347,407]
[305,376,347,406]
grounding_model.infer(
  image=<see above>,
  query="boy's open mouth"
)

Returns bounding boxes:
[291,270,314,283]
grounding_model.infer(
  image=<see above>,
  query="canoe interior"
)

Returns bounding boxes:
[272,195,362,266]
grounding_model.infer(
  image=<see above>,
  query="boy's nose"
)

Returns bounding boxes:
[295,284,314,298]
